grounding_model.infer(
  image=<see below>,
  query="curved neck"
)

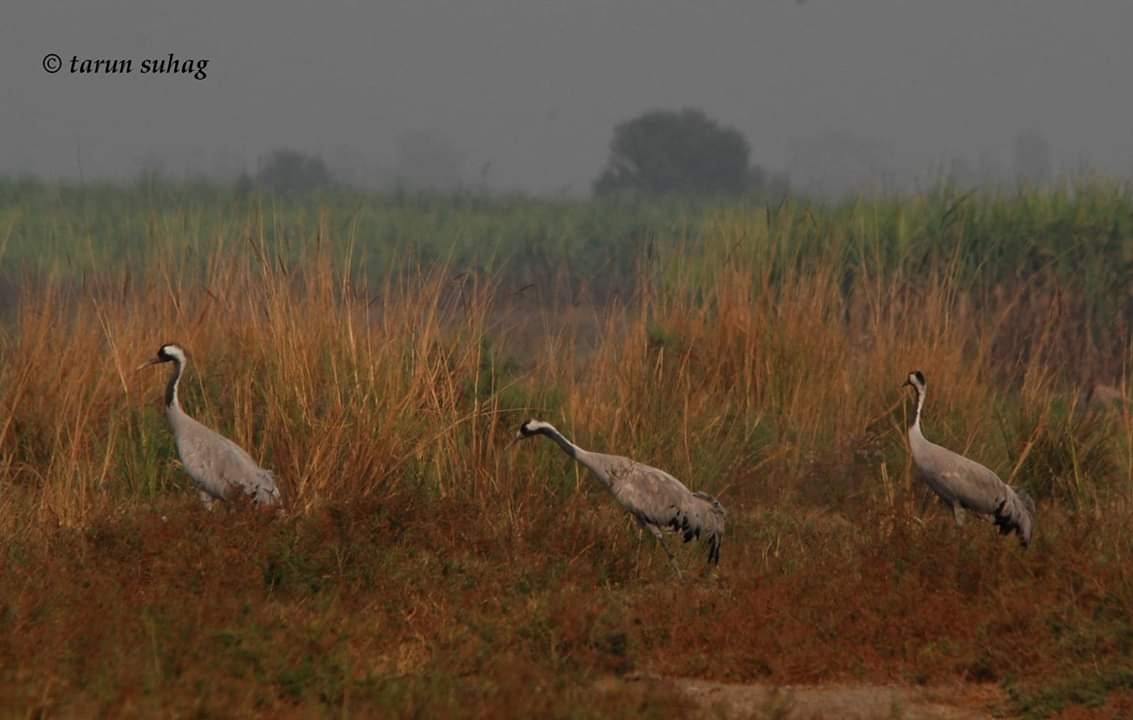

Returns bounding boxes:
[910,385,925,435]
[536,424,610,487]
[537,424,580,459]
[165,358,184,410]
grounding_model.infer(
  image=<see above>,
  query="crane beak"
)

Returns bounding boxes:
[135,358,160,372]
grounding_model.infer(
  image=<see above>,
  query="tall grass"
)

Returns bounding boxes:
[1,183,1132,716]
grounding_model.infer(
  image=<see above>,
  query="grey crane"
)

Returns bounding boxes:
[904,370,1034,546]
[513,419,725,574]
[138,343,281,508]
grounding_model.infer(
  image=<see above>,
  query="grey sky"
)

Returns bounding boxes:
[3,1,1132,196]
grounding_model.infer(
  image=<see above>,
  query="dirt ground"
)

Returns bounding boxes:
[612,674,1006,719]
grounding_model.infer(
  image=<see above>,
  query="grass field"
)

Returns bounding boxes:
[1,181,1132,717]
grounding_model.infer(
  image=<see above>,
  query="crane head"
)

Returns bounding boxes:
[517,419,556,439]
[517,419,538,439]
[506,418,548,449]
[903,370,926,392]
[137,343,187,371]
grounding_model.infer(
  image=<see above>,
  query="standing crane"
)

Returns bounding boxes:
[513,419,725,575]
[138,343,281,508]
[904,370,1034,546]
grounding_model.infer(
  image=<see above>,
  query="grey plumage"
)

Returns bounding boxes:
[514,419,725,572]
[904,370,1033,546]
[139,343,281,508]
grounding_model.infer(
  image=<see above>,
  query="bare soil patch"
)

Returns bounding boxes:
[618,674,1005,719]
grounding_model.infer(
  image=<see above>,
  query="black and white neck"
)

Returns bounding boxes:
[526,420,581,458]
[518,419,610,488]
[907,371,926,436]
[161,345,188,410]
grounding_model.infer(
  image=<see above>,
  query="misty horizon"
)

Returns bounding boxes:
[4,1,1133,198]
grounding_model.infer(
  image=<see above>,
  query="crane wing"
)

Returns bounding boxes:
[610,463,725,564]
[174,415,280,506]
[934,460,1033,546]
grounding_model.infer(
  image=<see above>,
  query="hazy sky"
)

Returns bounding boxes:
[3,1,1133,195]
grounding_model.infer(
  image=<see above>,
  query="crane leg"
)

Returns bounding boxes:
[634,528,645,579]
[951,502,966,526]
[647,525,682,579]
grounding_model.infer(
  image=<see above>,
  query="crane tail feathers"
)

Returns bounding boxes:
[993,486,1035,547]
[641,488,726,566]
[685,491,725,565]
[707,533,722,565]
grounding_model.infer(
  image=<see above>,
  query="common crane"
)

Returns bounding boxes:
[904,370,1034,546]
[138,343,281,508]
[513,419,725,574]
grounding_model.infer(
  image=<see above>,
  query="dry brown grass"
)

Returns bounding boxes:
[1,207,1131,718]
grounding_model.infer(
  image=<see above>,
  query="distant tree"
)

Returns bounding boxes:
[255,148,333,196]
[594,108,759,197]
[233,171,254,198]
